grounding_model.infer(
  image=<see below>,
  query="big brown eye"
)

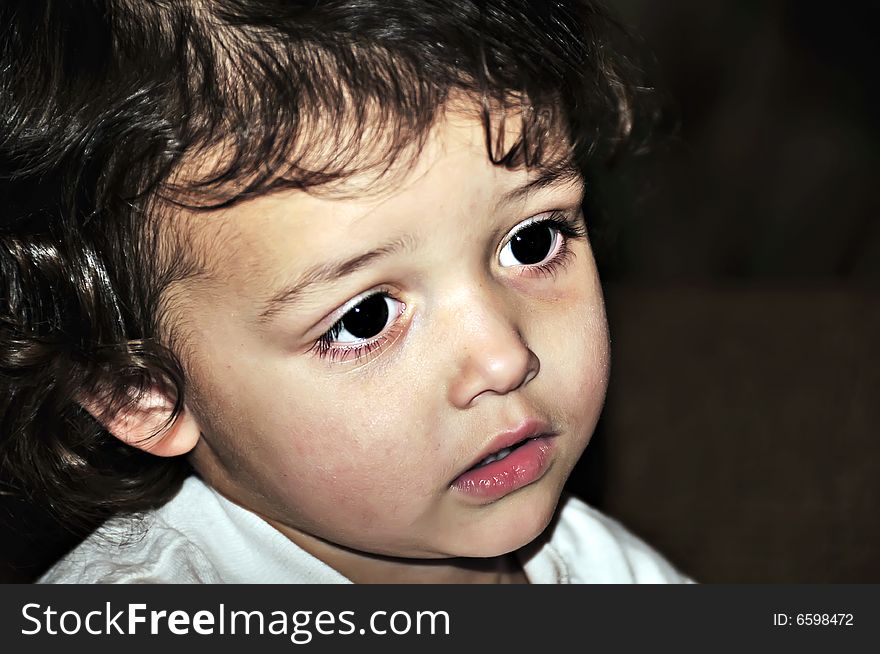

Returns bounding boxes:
[327,293,399,343]
[499,219,561,267]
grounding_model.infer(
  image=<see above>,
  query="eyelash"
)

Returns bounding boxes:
[510,211,586,279]
[311,210,586,363]
[311,299,404,364]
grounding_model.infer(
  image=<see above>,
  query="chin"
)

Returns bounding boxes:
[449,483,564,558]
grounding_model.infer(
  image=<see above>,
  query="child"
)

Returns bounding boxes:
[1,0,688,584]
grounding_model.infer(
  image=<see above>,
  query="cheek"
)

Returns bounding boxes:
[192,371,433,533]
[246,376,433,493]
[537,281,610,420]
[269,390,445,536]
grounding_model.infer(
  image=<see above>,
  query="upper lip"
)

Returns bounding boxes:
[457,417,554,476]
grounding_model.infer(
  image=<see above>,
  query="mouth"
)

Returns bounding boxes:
[450,420,558,501]
[465,437,540,471]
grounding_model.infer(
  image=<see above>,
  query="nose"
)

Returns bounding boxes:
[445,285,540,408]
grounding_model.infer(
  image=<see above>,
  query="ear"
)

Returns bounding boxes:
[81,387,201,457]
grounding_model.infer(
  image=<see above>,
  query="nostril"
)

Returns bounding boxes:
[523,354,540,386]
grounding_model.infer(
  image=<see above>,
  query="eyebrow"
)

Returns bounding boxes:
[257,168,583,324]
[257,234,417,323]
[497,165,584,206]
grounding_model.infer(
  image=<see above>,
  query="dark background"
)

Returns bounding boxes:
[568,0,879,582]
[2,0,878,582]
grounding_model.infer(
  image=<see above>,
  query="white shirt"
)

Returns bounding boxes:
[39,476,690,584]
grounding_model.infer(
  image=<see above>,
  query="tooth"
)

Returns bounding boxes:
[480,446,514,467]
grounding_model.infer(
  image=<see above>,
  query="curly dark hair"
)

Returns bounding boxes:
[0,0,651,533]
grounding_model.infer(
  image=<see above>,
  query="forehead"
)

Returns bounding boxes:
[167,110,578,272]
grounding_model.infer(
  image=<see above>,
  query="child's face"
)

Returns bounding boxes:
[166,111,609,564]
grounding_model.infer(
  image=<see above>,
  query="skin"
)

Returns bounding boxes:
[135,109,610,583]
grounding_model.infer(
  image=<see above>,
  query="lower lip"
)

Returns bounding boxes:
[450,436,556,502]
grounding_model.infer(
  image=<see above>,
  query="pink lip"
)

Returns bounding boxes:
[450,419,557,502]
